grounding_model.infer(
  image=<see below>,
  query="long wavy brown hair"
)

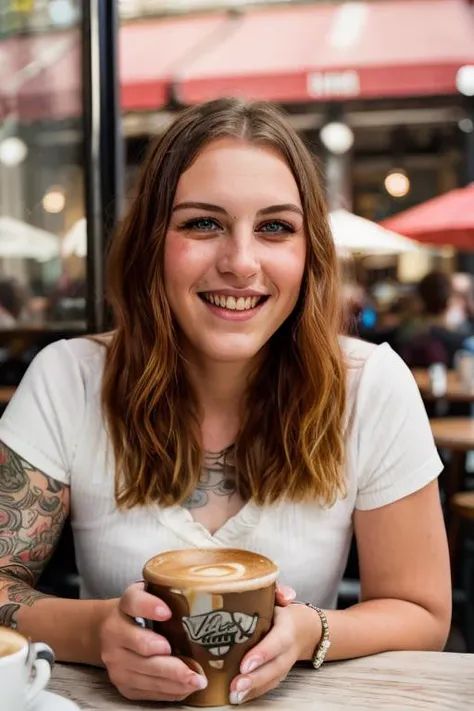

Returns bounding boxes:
[103,98,347,509]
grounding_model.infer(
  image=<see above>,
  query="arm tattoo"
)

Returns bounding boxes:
[0,604,20,627]
[183,445,237,510]
[0,444,69,629]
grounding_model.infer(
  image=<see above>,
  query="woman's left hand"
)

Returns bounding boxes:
[229,603,321,705]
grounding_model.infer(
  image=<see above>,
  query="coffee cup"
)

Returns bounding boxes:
[0,626,54,710]
[142,548,278,707]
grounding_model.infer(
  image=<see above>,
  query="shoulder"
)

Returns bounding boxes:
[341,335,410,382]
[341,336,421,425]
[12,336,107,413]
[341,335,407,394]
[340,338,442,510]
[0,338,107,483]
[340,335,379,371]
[30,336,106,386]
[343,339,427,442]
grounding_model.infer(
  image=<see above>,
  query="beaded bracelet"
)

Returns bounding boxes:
[292,601,331,669]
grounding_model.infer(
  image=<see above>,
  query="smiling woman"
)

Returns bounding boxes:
[0,99,451,706]
[104,102,345,511]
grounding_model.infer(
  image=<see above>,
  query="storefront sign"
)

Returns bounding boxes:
[307,70,361,99]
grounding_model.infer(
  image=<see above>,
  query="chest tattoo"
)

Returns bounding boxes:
[183,446,236,510]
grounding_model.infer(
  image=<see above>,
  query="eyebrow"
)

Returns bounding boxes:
[172,201,304,217]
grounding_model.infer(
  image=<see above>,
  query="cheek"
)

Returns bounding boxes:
[164,233,209,292]
[164,233,190,276]
[270,244,306,297]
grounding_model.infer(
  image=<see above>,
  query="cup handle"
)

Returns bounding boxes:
[25,642,55,704]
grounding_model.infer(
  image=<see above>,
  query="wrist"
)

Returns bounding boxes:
[290,601,323,662]
[88,598,118,666]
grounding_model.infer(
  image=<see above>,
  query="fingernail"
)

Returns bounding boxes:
[230,690,249,705]
[154,606,169,620]
[241,656,262,674]
[280,585,296,601]
[236,678,252,693]
[192,675,208,690]
[229,676,252,704]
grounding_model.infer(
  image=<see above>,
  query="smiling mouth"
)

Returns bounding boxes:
[198,293,269,311]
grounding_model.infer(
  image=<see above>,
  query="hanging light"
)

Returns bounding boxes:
[456,66,474,97]
[320,122,354,155]
[0,137,28,166]
[384,169,410,198]
[48,0,77,26]
[42,187,66,214]
[459,117,474,134]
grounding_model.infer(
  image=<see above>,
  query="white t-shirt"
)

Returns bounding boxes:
[0,337,442,608]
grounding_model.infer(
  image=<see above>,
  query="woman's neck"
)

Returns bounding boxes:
[185,358,251,414]
[185,356,262,449]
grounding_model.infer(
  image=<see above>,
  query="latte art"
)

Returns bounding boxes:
[144,548,278,593]
[188,563,246,580]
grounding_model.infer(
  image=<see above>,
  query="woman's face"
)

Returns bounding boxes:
[164,138,307,365]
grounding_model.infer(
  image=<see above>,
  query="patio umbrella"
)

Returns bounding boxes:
[329,209,422,255]
[62,217,86,257]
[0,216,59,262]
[380,183,474,249]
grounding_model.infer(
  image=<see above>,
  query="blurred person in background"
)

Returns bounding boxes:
[449,272,474,331]
[0,278,28,328]
[398,270,474,369]
[341,281,367,334]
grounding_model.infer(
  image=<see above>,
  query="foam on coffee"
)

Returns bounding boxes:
[144,548,278,593]
[0,627,26,659]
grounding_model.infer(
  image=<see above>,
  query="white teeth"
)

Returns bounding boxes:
[201,293,263,310]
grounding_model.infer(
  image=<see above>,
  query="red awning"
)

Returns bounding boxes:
[380,183,474,249]
[119,13,226,110]
[175,0,474,105]
[2,0,474,122]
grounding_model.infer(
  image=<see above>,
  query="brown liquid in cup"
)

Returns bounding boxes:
[0,627,25,658]
[143,548,278,707]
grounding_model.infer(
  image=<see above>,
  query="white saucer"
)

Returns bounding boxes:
[32,690,81,710]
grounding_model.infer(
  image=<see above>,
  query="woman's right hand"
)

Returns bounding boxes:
[99,582,208,701]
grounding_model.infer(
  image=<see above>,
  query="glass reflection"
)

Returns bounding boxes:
[0,0,85,329]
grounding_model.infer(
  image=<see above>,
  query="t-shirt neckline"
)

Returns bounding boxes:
[156,500,262,547]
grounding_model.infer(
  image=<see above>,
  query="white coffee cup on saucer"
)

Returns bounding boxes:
[0,625,54,710]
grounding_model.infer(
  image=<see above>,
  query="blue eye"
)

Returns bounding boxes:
[181,217,221,232]
[258,221,294,235]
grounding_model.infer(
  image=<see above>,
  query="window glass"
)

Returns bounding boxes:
[0,0,85,329]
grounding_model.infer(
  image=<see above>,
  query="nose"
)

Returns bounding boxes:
[217,230,259,281]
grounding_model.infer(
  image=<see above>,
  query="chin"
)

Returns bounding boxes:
[197,338,265,364]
